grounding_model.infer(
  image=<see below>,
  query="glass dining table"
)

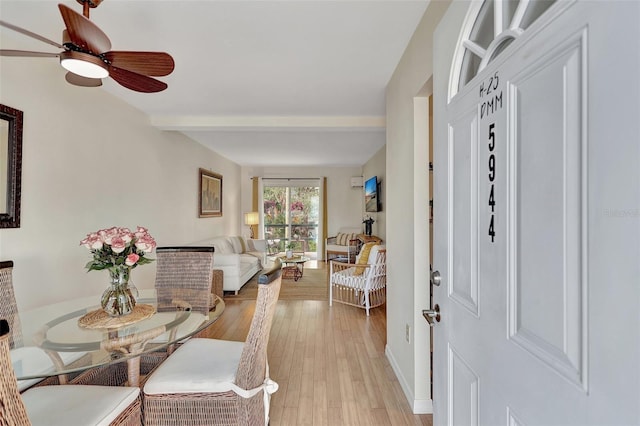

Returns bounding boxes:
[12,289,225,388]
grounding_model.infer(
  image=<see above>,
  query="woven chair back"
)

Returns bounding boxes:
[0,261,23,349]
[154,247,215,315]
[234,260,282,422]
[368,248,387,289]
[0,319,31,425]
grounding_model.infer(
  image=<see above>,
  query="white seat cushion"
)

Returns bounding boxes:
[17,377,42,392]
[22,385,139,426]
[144,337,243,395]
[11,346,87,391]
[331,267,367,290]
[326,243,350,253]
[239,254,260,265]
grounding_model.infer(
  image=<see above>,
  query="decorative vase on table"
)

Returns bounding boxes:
[101,267,136,317]
[80,226,157,318]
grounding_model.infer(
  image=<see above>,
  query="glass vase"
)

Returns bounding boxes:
[101,267,136,317]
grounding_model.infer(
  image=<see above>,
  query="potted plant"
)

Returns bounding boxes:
[285,242,294,259]
[363,215,375,236]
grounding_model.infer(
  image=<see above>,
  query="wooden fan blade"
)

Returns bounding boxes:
[65,72,102,87]
[0,20,63,49]
[58,4,111,54]
[103,51,175,77]
[0,50,59,58]
[109,67,168,93]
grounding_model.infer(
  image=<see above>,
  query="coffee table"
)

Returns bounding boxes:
[278,255,310,281]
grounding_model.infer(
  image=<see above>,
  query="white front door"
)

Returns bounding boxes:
[432,1,640,425]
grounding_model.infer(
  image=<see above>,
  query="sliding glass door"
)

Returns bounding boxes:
[262,181,319,257]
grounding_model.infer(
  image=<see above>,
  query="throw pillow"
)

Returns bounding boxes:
[228,236,245,254]
[336,232,359,246]
[212,238,234,254]
[355,242,376,275]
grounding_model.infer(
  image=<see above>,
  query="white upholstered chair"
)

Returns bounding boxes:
[329,244,387,316]
[0,319,141,426]
[142,259,282,425]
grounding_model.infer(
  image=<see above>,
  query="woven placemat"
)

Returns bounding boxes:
[78,304,156,329]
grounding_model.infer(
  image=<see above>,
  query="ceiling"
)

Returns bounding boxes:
[0,0,430,167]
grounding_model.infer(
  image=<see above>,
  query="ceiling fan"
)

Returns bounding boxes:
[0,0,175,93]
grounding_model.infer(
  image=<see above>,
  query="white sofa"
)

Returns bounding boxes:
[191,236,267,294]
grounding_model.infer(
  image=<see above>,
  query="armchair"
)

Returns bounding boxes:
[329,244,386,316]
[325,227,362,262]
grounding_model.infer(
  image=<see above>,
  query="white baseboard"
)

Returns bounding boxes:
[385,344,433,414]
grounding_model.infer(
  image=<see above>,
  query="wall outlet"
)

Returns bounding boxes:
[406,324,411,343]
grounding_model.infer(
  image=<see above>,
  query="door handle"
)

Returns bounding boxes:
[431,270,441,286]
[422,304,441,326]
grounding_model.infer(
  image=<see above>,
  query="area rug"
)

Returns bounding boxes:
[224,266,328,301]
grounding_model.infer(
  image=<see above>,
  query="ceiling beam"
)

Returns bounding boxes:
[150,115,386,132]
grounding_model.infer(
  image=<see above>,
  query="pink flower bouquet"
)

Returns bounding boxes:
[80,226,157,273]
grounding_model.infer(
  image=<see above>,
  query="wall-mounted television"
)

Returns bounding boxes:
[364,176,381,212]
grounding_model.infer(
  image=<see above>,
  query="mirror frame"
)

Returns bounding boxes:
[0,104,23,228]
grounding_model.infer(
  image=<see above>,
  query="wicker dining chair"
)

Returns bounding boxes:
[142,259,282,425]
[0,261,23,350]
[0,261,90,390]
[149,246,216,351]
[154,246,216,315]
[0,319,142,426]
[71,246,217,387]
[329,244,387,316]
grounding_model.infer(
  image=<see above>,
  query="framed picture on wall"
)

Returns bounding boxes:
[199,168,222,217]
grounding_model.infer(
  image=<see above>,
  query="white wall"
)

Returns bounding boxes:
[384,0,451,414]
[362,145,386,241]
[0,58,241,310]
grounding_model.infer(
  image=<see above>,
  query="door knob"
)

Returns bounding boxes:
[422,304,441,326]
[431,270,441,287]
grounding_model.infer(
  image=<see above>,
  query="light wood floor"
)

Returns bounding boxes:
[203,262,433,426]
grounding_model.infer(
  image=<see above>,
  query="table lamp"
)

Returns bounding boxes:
[244,212,260,239]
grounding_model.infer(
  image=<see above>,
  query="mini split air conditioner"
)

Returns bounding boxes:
[350,176,363,188]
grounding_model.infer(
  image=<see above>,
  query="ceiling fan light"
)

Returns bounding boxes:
[60,51,108,79]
